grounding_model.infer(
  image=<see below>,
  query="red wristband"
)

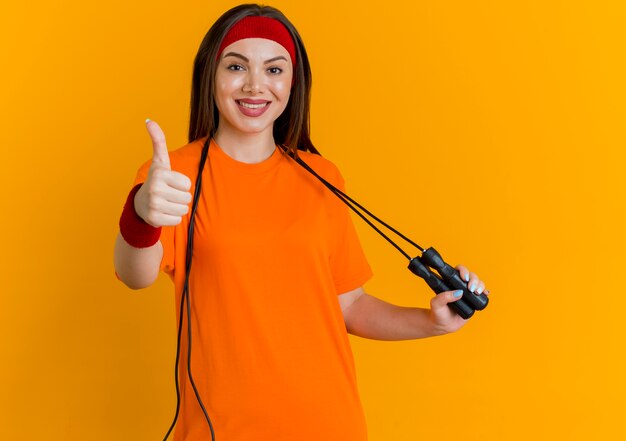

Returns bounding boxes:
[119,183,161,248]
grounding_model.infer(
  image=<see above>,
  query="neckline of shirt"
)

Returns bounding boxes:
[203,136,285,174]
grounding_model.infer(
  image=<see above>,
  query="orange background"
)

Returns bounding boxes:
[1,0,624,439]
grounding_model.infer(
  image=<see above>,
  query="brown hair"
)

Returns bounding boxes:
[188,3,319,159]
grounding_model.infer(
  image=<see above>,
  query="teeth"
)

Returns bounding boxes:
[238,101,268,109]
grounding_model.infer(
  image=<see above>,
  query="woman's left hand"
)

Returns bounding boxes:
[428,264,490,335]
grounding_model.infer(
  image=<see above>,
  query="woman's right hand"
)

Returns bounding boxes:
[134,120,193,227]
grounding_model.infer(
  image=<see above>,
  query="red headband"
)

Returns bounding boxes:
[216,16,297,70]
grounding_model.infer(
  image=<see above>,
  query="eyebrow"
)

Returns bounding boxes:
[222,52,288,64]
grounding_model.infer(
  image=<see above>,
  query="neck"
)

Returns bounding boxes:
[213,124,276,164]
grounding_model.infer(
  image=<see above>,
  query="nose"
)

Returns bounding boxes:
[242,69,262,94]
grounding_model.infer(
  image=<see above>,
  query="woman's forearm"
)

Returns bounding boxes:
[344,293,447,340]
[113,231,162,290]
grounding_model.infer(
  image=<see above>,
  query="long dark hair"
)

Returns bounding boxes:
[188,3,319,159]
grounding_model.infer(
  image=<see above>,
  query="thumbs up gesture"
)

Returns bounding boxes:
[134,120,193,227]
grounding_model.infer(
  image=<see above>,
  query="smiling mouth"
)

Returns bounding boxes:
[237,100,270,109]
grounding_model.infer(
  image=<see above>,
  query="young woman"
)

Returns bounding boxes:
[114,4,489,440]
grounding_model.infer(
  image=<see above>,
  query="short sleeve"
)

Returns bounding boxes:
[326,166,374,294]
[129,158,176,279]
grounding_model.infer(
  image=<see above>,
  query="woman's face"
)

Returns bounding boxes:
[214,37,293,137]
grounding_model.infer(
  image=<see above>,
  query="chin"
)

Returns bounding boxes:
[234,121,273,134]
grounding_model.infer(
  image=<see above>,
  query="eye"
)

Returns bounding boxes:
[227,64,245,71]
[268,67,283,74]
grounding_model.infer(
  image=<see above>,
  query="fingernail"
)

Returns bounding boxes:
[145,118,151,123]
[476,287,483,295]
[465,273,469,282]
[454,290,463,298]
[470,283,476,292]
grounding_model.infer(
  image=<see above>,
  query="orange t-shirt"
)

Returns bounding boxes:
[129,136,373,441]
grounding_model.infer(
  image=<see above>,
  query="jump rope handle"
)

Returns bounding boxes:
[407,256,475,319]
[408,247,489,319]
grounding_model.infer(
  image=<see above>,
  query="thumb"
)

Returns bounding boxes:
[433,289,464,308]
[145,118,170,169]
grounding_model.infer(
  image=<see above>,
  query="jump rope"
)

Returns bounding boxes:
[161,137,489,440]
